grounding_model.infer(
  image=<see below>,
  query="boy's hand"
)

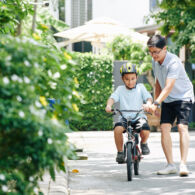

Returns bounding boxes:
[105,105,112,113]
[143,101,152,112]
[147,104,159,115]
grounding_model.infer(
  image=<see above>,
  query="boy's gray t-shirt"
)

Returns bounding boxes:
[152,51,194,103]
[110,83,152,121]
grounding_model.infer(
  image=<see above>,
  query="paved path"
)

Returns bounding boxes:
[67,131,195,195]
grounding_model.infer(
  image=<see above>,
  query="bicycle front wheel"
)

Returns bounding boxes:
[134,146,139,175]
[126,142,133,181]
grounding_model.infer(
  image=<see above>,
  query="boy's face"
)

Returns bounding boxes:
[122,73,137,89]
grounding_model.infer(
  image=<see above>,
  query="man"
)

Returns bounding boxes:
[146,35,194,176]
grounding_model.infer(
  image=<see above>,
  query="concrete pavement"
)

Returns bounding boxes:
[67,131,195,195]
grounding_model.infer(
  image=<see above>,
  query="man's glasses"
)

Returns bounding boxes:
[149,49,162,56]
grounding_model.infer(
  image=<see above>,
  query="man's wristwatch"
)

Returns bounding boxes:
[153,101,160,108]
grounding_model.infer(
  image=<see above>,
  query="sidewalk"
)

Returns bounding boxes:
[67,131,195,195]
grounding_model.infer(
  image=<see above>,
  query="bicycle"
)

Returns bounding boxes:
[112,109,150,181]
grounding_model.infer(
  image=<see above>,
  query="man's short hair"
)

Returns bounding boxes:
[147,35,166,49]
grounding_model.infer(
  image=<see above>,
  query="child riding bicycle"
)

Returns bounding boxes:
[105,62,153,163]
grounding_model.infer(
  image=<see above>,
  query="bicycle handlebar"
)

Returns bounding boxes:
[111,108,151,121]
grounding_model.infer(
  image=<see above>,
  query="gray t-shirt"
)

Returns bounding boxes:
[110,83,152,121]
[152,51,194,103]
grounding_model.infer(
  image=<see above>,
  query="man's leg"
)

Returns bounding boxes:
[177,124,189,164]
[157,123,177,175]
[161,123,174,164]
[178,124,190,176]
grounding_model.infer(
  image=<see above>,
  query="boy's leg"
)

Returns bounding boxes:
[114,125,125,152]
[140,130,150,144]
[140,129,150,155]
[114,125,125,163]
[136,119,150,155]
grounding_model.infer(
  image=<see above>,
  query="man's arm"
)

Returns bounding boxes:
[149,78,176,113]
[154,78,162,100]
[155,78,176,104]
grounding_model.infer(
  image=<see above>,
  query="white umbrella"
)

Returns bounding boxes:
[54,17,149,48]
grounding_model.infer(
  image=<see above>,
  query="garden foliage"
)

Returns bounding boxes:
[70,53,113,131]
[0,36,80,194]
[110,35,152,75]
[149,0,195,63]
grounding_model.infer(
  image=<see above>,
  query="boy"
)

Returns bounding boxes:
[105,62,153,163]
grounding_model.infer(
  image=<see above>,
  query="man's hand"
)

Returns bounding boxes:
[105,105,112,113]
[147,104,158,114]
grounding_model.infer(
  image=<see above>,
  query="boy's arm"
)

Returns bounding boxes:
[146,98,153,105]
[105,98,115,113]
[143,98,153,112]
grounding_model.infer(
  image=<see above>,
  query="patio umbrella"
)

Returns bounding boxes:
[54,17,149,48]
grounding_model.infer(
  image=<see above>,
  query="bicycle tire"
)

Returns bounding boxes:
[134,146,139,175]
[123,144,126,159]
[126,142,133,181]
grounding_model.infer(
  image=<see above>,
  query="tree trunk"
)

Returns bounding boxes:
[146,70,155,88]
[16,21,22,36]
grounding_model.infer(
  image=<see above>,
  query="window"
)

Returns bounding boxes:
[149,0,158,11]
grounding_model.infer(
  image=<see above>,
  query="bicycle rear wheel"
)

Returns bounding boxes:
[134,146,139,175]
[126,142,133,181]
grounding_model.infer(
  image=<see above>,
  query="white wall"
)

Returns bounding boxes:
[93,0,150,28]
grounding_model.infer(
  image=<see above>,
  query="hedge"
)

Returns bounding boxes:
[70,53,113,131]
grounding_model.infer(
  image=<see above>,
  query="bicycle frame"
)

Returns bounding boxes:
[125,118,141,161]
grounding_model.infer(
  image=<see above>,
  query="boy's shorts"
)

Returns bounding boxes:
[114,118,150,133]
[160,100,192,125]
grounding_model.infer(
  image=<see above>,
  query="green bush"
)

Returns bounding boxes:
[0,36,79,194]
[70,53,113,131]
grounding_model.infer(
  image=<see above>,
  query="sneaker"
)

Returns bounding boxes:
[157,164,177,175]
[179,164,189,177]
[116,151,125,164]
[141,143,150,155]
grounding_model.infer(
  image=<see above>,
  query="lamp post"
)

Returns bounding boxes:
[30,0,50,33]
[32,0,38,33]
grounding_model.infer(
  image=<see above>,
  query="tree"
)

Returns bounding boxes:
[149,0,195,63]
[109,35,154,90]
[0,0,33,35]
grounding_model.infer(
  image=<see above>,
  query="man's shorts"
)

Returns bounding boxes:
[160,100,192,125]
[114,118,150,133]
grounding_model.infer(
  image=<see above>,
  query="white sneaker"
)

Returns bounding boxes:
[157,164,177,175]
[179,164,189,177]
